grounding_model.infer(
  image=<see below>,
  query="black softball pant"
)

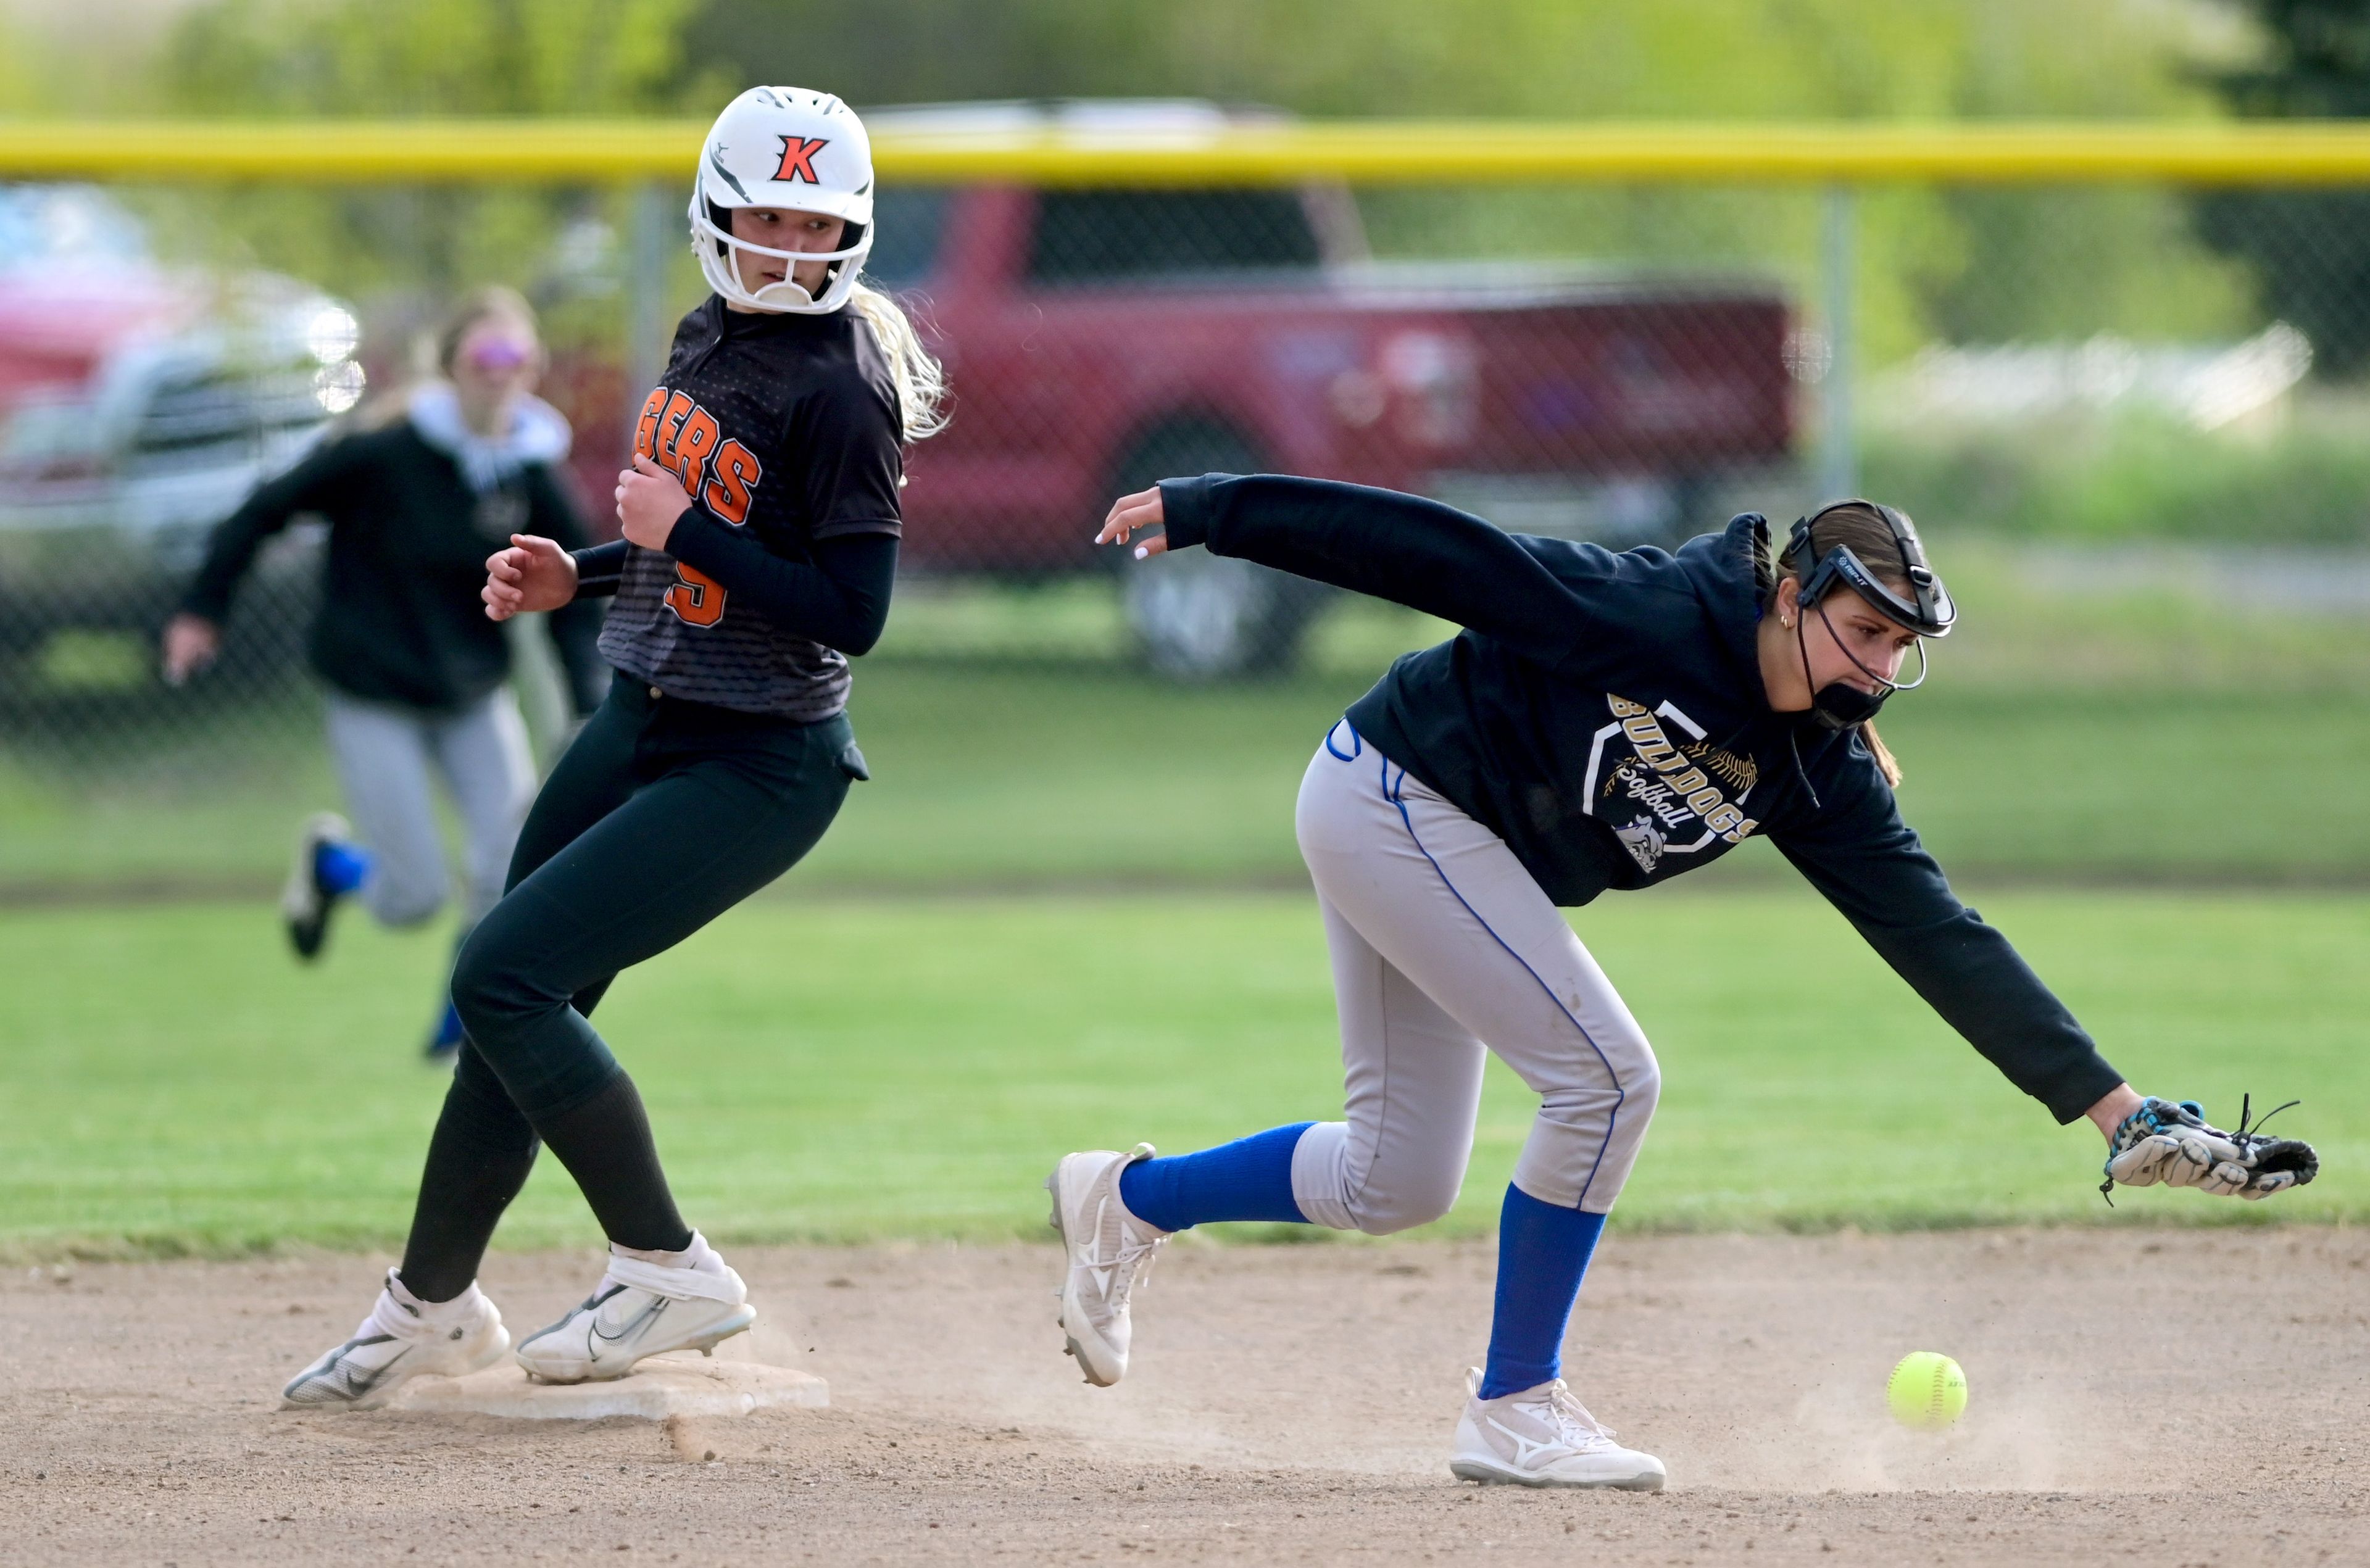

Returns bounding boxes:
[396,674,857,1299]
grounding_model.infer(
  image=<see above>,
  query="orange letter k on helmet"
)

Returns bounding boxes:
[775,136,829,183]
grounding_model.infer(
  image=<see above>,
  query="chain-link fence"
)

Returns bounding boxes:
[7,119,2370,895]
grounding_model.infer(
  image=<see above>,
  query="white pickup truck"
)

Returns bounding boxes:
[0,185,364,684]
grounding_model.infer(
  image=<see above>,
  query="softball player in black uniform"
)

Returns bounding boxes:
[1050,478,2318,1488]
[283,86,944,1406]
[166,288,608,1058]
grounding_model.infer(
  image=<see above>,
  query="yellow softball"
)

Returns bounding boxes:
[1887,1351,1968,1429]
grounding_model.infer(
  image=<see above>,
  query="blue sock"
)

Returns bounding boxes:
[314,839,371,897]
[1478,1183,1607,1400]
[1116,1122,1315,1233]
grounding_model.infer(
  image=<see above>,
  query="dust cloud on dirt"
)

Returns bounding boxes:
[5,1228,2365,1564]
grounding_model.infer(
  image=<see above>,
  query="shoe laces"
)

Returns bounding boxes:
[1532,1381,1617,1451]
[1089,1196,1163,1307]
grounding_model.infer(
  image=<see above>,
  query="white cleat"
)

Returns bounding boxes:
[1045,1144,1170,1387]
[1448,1368,1666,1491]
[512,1235,754,1384]
[281,1270,509,1410]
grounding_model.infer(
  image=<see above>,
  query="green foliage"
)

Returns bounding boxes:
[1,889,2358,1256]
[685,0,2258,361]
[2194,1,2370,375]
[686,0,2215,121]
[7,565,2370,898]
[1866,402,2370,545]
[162,0,713,115]
[106,0,728,317]
[7,0,2269,362]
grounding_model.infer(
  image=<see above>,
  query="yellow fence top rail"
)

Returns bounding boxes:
[8,118,2370,185]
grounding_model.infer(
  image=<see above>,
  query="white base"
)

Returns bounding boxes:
[391,1356,828,1421]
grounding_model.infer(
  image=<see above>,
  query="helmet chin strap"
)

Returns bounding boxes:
[746,276,819,309]
[1795,599,1894,732]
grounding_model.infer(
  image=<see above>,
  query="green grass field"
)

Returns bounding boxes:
[2,887,2358,1260]
[6,541,2369,894]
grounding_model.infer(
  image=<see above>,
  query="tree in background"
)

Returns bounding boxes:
[686,0,2255,361]
[1,0,2269,364]
[2195,0,2370,376]
[139,0,725,319]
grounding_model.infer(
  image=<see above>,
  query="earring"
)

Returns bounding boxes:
[1781,615,1794,629]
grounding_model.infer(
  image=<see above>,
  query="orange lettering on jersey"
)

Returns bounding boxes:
[664,562,728,628]
[702,439,763,525]
[667,409,720,491]
[643,392,754,627]
[775,135,829,184]
[649,390,692,471]
[633,386,668,460]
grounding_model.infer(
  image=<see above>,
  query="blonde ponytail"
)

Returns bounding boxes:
[849,284,948,442]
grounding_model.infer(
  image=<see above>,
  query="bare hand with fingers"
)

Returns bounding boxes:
[617,453,693,550]
[483,534,578,621]
[160,613,221,686]
[1096,486,1168,558]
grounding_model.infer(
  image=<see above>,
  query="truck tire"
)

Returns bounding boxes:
[1113,419,1328,680]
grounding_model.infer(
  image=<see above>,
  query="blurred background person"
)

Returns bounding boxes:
[161,286,610,1060]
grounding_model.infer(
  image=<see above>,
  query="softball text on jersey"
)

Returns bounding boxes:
[634,386,767,628]
[1586,694,1759,874]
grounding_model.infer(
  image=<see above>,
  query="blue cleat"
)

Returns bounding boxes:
[283,813,365,962]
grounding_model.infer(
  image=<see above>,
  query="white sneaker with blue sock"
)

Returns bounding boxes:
[283,811,360,962]
[423,1000,465,1062]
[1449,1367,1666,1490]
[1046,1145,1169,1387]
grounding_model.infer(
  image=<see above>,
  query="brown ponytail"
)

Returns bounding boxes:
[1858,720,1901,788]
[1762,501,1922,789]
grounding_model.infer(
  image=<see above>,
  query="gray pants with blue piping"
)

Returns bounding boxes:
[1288,722,1661,1228]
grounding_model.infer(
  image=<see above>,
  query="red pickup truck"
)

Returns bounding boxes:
[862,102,1795,674]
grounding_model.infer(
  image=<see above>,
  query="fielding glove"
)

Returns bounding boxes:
[2101,1095,2318,1203]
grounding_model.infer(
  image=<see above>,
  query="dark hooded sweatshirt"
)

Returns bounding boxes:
[1158,473,2123,1126]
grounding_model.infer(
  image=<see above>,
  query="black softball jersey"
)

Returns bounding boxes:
[1158,473,2124,1126]
[184,421,608,713]
[573,297,904,720]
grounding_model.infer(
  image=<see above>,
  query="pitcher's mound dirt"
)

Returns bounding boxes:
[5,1228,2366,1565]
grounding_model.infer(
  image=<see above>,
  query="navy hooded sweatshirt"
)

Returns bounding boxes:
[1158,473,2124,1126]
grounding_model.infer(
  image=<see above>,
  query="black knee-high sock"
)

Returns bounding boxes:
[399,1060,541,1303]
[532,1072,693,1255]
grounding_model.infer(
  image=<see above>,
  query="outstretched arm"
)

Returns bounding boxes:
[1777,742,2315,1200]
[1105,475,1602,672]
[1775,795,2129,1128]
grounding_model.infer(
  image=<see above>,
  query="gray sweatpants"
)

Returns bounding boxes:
[320,687,536,931]
[1289,723,1660,1227]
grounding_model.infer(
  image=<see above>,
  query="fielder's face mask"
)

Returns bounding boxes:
[1786,499,1956,731]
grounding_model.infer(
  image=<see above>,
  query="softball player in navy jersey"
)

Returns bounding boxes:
[283,87,945,1406]
[1050,479,2318,1488]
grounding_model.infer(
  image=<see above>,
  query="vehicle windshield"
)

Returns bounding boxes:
[864,188,952,289]
[0,186,151,273]
[1028,189,1322,283]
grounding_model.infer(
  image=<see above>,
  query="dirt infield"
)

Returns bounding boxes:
[6,1227,2367,1566]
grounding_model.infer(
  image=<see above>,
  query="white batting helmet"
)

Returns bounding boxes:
[689,86,875,315]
